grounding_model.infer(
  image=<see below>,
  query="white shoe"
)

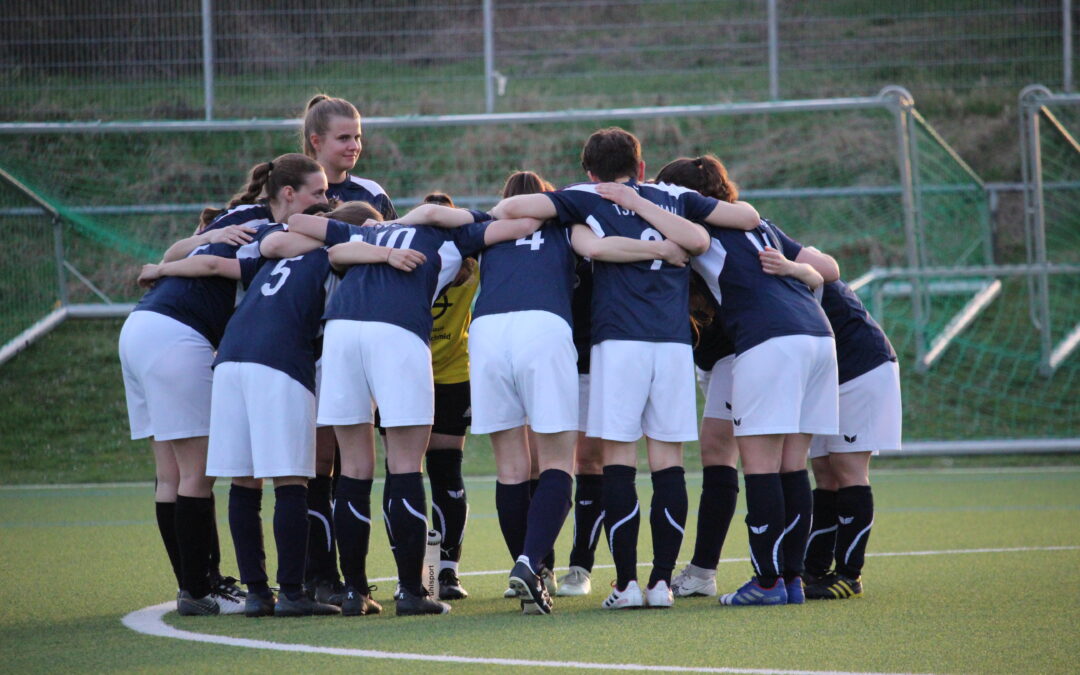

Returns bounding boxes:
[644,580,674,608]
[556,566,592,596]
[601,580,644,610]
[540,567,558,596]
[211,589,246,615]
[503,586,519,598]
[670,564,717,597]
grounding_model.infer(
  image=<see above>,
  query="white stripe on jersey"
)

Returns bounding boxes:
[690,238,727,306]
[585,215,606,238]
[649,181,700,198]
[564,183,600,195]
[347,175,388,196]
[433,240,463,305]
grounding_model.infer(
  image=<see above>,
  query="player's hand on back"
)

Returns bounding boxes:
[759,247,793,276]
[137,263,163,288]
[206,225,256,246]
[594,181,640,209]
[659,239,690,267]
[387,248,426,272]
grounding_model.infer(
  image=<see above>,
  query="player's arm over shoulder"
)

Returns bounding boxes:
[489,193,558,221]
[260,231,324,259]
[702,199,760,231]
[137,255,241,287]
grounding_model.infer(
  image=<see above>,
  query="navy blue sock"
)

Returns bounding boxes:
[334,476,373,591]
[274,484,309,598]
[743,473,784,586]
[228,485,267,590]
[426,448,468,563]
[387,472,428,595]
[175,495,214,597]
[835,485,874,578]
[568,474,604,571]
[207,493,221,580]
[805,488,838,577]
[155,501,183,587]
[689,465,739,570]
[781,470,813,582]
[527,478,555,569]
[522,469,572,573]
[381,471,396,552]
[602,464,639,590]
[305,474,339,584]
[495,481,530,562]
[648,466,688,587]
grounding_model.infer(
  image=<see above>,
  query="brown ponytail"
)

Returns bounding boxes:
[500,170,555,198]
[199,153,324,229]
[655,155,739,204]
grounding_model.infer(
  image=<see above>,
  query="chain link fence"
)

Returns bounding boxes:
[2,0,1073,121]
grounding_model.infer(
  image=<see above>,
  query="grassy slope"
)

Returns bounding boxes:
[2,468,1078,672]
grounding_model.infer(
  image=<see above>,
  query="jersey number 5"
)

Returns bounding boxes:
[261,256,303,296]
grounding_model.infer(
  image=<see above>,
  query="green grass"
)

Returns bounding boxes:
[2,467,1078,672]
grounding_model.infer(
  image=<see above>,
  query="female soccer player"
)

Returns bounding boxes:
[491,129,761,611]
[802,279,900,600]
[120,153,328,615]
[300,94,398,602]
[655,155,839,606]
[285,205,541,616]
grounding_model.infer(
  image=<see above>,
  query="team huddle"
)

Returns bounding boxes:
[119,95,901,618]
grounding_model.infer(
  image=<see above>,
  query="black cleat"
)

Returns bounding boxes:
[805,572,863,600]
[341,586,382,616]
[508,557,553,615]
[306,578,346,607]
[395,587,451,616]
[438,568,469,600]
[210,574,247,599]
[244,590,276,617]
[275,593,341,617]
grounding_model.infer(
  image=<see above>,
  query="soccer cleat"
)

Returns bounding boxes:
[503,586,519,598]
[395,588,451,616]
[601,580,644,610]
[785,576,805,605]
[539,566,558,596]
[211,575,247,600]
[438,568,469,600]
[556,566,592,596]
[644,580,674,608]
[805,573,863,600]
[670,564,717,597]
[275,593,341,617]
[341,586,382,616]
[211,588,246,614]
[719,577,788,606]
[306,578,346,607]
[508,558,553,615]
[177,590,219,616]
[244,590,276,618]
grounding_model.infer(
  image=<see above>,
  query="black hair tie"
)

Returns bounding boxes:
[266,161,274,173]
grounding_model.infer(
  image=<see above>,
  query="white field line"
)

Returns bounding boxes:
[121,545,1078,673]
[6,465,1080,491]
[394,545,1080,582]
[122,601,928,675]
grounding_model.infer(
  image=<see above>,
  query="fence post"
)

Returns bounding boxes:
[1018,86,1055,375]
[767,0,779,100]
[52,216,68,308]
[484,0,496,114]
[1065,0,1074,93]
[202,0,215,121]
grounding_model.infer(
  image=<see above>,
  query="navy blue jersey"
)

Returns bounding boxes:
[547,180,719,345]
[473,220,576,328]
[322,219,489,343]
[692,219,832,355]
[202,202,273,232]
[213,230,337,394]
[133,226,273,347]
[572,259,593,374]
[820,280,897,384]
[327,174,397,220]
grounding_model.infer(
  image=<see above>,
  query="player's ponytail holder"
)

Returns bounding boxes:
[266,161,274,173]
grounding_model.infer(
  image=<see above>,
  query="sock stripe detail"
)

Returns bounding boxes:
[307,509,333,552]
[347,502,371,525]
[843,518,875,566]
[772,513,799,576]
[608,501,639,553]
[401,498,428,525]
[588,511,605,549]
[663,507,685,535]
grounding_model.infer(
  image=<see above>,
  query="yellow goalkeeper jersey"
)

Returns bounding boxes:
[430,266,479,384]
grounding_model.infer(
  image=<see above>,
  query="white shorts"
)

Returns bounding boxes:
[318,320,433,427]
[118,310,214,441]
[577,374,590,432]
[810,360,902,457]
[468,311,579,434]
[206,362,317,478]
[698,355,735,421]
[587,340,698,443]
[731,334,839,437]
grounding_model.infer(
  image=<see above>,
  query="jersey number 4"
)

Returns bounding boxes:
[261,256,303,296]
[515,230,545,251]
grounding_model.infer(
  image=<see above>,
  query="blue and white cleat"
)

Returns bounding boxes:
[785,576,805,605]
[718,577,788,606]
